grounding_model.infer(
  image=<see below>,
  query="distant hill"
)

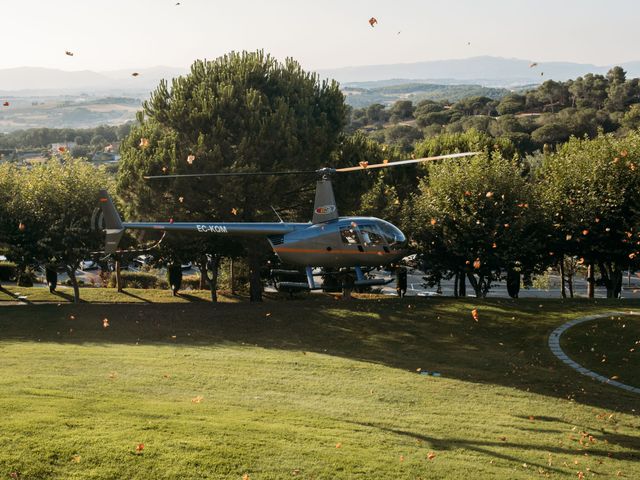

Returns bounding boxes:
[342,82,510,108]
[319,56,640,87]
[0,66,188,95]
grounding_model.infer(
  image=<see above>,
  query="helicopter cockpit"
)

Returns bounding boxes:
[338,218,407,251]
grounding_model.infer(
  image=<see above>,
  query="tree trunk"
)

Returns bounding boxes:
[466,272,482,298]
[568,272,574,298]
[45,266,57,293]
[453,271,459,297]
[559,259,566,299]
[587,263,595,299]
[613,266,622,298]
[248,250,262,302]
[198,258,207,290]
[207,255,221,303]
[506,269,520,299]
[230,258,235,294]
[66,264,80,304]
[459,269,466,297]
[115,257,123,292]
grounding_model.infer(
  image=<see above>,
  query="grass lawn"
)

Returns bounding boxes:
[0,293,638,479]
[562,314,640,388]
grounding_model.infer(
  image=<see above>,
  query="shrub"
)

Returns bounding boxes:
[0,262,17,282]
[108,271,160,289]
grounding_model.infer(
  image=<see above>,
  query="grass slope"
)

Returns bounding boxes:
[0,296,638,479]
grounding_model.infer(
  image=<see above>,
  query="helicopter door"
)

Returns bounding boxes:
[357,224,387,252]
[339,225,364,252]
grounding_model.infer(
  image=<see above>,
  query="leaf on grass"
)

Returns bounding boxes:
[335,442,342,449]
[71,455,81,463]
[135,443,144,453]
[191,395,204,404]
[427,451,436,460]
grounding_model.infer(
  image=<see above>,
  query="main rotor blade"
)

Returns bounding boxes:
[144,170,317,180]
[335,151,481,173]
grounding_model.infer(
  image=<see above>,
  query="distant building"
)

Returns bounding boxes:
[50,142,77,154]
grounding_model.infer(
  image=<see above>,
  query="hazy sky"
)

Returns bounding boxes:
[1,0,638,72]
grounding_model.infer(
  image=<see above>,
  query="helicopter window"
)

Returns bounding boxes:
[378,221,407,249]
[357,225,386,246]
[340,226,360,245]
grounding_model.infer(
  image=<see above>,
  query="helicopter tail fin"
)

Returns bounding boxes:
[98,190,125,254]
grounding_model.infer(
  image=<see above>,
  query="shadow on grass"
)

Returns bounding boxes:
[177,293,207,303]
[51,290,76,302]
[347,419,639,473]
[0,297,639,415]
[118,290,152,303]
[0,286,33,305]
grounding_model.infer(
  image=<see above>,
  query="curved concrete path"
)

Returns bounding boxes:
[548,311,640,394]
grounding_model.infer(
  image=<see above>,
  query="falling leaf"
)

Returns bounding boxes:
[58,146,66,153]
[335,442,342,448]
[103,318,110,328]
[139,138,149,148]
[2,101,9,107]
[473,258,481,269]
[399,455,404,462]
[265,312,272,317]
[471,308,479,322]
[485,191,494,198]
[427,451,436,460]
[135,443,144,453]
[582,229,589,235]
[566,234,573,241]
[359,161,369,169]
[69,314,76,320]
[242,474,250,480]
[492,242,497,249]
[368,17,378,27]
[231,208,238,215]
[65,50,74,56]
[430,218,437,226]
[108,372,117,379]
[191,395,204,403]
[529,62,538,68]
[18,222,26,231]
[178,196,184,203]
[382,159,389,164]
[131,72,140,77]
[187,154,196,164]
[464,191,471,196]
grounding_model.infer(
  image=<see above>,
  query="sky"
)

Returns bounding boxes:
[1,0,638,72]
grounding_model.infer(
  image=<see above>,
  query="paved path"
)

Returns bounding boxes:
[548,311,640,395]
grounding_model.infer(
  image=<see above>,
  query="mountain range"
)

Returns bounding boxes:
[1,57,639,96]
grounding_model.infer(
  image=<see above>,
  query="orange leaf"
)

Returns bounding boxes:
[471,308,479,322]
[335,442,342,449]
[103,318,110,328]
[135,443,144,453]
[368,17,378,27]
[187,154,196,164]
[430,218,437,226]
[427,451,436,460]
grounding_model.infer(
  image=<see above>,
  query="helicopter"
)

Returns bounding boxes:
[99,152,478,291]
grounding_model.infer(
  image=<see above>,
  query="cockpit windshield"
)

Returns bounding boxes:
[377,220,407,249]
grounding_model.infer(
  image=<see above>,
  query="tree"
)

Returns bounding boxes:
[384,125,423,153]
[408,153,546,297]
[537,132,640,298]
[531,123,571,147]
[118,51,347,301]
[497,93,526,115]
[388,100,415,123]
[6,158,112,302]
[404,153,541,297]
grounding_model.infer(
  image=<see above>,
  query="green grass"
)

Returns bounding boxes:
[562,315,640,387]
[0,296,639,479]
[0,286,241,304]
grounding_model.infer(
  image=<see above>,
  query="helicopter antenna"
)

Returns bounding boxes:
[271,206,284,223]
